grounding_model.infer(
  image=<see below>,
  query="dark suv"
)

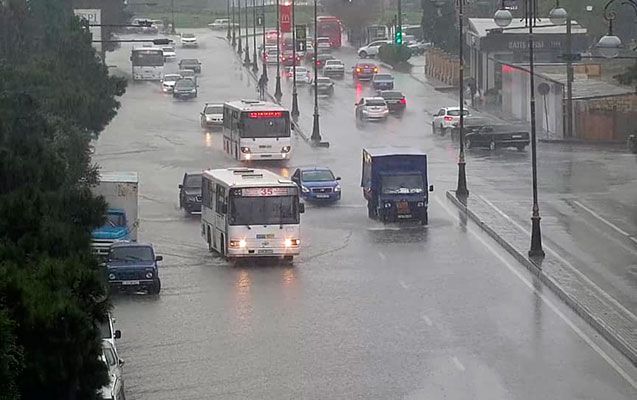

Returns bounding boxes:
[179,173,202,213]
[105,243,162,294]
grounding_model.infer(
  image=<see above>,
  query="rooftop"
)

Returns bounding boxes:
[468,18,587,38]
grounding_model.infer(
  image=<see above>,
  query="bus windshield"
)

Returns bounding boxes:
[240,111,290,138]
[132,50,164,66]
[230,195,299,225]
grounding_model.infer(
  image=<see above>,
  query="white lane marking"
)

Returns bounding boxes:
[421,314,433,326]
[435,196,637,388]
[479,195,637,323]
[398,280,409,290]
[451,356,466,372]
[367,226,402,231]
[573,200,637,243]
[378,251,387,261]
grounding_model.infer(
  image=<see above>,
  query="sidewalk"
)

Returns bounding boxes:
[446,190,637,366]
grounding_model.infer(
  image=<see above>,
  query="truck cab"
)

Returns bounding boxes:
[92,208,130,259]
[361,148,433,224]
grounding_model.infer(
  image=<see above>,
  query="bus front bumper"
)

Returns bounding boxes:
[227,247,300,258]
[240,152,291,161]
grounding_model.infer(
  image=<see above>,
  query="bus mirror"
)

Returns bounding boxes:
[290,124,295,131]
[299,203,305,214]
[429,185,434,192]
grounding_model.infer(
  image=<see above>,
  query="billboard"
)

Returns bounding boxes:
[74,9,102,53]
[280,4,291,33]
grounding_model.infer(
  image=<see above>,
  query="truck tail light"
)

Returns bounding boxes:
[284,238,300,247]
[400,98,406,104]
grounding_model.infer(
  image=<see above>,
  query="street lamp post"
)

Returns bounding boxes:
[291,0,300,118]
[597,0,637,58]
[244,0,251,66]
[252,0,259,72]
[238,0,243,54]
[227,0,232,40]
[494,0,544,258]
[261,0,268,80]
[456,0,468,198]
[232,0,237,48]
[274,0,283,101]
[310,0,322,144]
[171,0,176,34]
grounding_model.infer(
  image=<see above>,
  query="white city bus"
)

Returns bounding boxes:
[130,47,164,81]
[201,168,304,262]
[222,100,292,161]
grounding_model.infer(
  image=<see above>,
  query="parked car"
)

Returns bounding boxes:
[358,39,391,58]
[371,73,394,90]
[99,313,121,352]
[432,106,471,135]
[291,167,341,202]
[292,66,311,84]
[310,77,335,96]
[160,73,182,93]
[377,90,406,113]
[208,18,230,29]
[352,62,379,81]
[173,78,198,99]
[161,45,176,61]
[407,40,432,55]
[465,124,530,151]
[105,242,162,294]
[450,116,491,140]
[200,103,224,129]
[180,33,198,47]
[99,340,125,400]
[178,58,201,73]
[179,172,203,213]
[355,97,389,121]
[323,59,345,77]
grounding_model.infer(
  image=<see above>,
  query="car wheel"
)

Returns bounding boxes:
[439,124,445,136]
[421,211,429,225]
[489,140,496,151]
[367,201,376,219]
[359,50,368,58]
[148,278,161,295]
[431,122,436,134]
[466,139,472,149]
[283,255,294,264]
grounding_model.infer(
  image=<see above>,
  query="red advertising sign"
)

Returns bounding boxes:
[280,4,291,33]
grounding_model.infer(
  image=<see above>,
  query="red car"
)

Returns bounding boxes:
[280,51,301,67]
[353,62,379,80]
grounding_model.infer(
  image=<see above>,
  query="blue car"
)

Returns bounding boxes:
[371,73,394,90]
[105,243,162,294]
[291,167,341,202]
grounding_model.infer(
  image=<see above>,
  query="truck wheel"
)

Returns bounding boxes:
[148,278,161,295]
[421,211,429,225]
[367,201,376,218]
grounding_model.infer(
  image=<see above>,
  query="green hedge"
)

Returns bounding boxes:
[378,44,412,67]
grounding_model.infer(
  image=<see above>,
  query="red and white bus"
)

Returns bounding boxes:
[316,16,342,48]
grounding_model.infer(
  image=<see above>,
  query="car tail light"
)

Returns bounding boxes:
[444,116,454,122]
[400,98,406,104]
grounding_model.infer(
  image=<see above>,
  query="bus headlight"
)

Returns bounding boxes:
[284,239,300,247]
[384,202,392,208]
[229,239,247,248]
[301,185,309,193]
[240,147,251,153]
[281,146,291,153]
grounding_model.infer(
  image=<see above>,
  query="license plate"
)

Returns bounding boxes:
[260,154,272,158]
[122,280,139,286]
[315,194,330,198]
[258,249,273,254]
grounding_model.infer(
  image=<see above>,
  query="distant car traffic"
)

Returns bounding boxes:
[292,66,311,84]
[173,78,198,99]
[200,103,223,129]
[371,73,394,90]
[352,62,379,81]
[314,53,335,69]
[160,73,182,93]
[377,90,406,113]
[465,124,530,151]
[323,59,345,77]
[105,242,162,294]
[179,173,203,213]
[432,106,471,135]
[355,97,389,121]
[291,167,341,202]
[310,76,335,96]
[180,33,198,47]
[161,46,176,61]
[208,18,233,30]
[280,50,301,67]
[178,58,201,73]
[317,37,332,49]
[358,39,391,58]
[264,48,279,64]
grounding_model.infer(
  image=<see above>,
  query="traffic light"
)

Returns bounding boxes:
[395,29,403,45]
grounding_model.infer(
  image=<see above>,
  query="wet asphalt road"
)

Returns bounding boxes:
[95,30,637,399]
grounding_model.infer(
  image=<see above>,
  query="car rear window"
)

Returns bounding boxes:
[447,110,470,116]
[366,99,386,106]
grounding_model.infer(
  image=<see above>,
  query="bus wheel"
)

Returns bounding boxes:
[283,256,294,264]
[207,227,213,252]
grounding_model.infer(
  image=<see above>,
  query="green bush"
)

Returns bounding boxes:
[378,44,412,67]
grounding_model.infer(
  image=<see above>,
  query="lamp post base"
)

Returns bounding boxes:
[529,213,545,259]
[311,112,322,144]
[456,159,469,199]
[291,90,300,117]
[244,47,251,66]
[274,76,282,102]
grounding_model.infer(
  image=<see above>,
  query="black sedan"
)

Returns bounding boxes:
[450,116,491,141]
[377,90,406,113]
[172,78,197,100]
[465,124,530,151]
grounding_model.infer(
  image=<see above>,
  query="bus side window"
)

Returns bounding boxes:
[202,179,214,209]
[215,186,226,215]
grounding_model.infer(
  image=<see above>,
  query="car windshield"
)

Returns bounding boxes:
[204,105,223,114]
[375,74,393,80]
[381,174,424,194]
[326,60,342,66]
[229,195,299,225]
[447,109,470,116]
[182,33,195,38]
[181,59,198,65]
[180,70,195,77]
[175,80,194,89]
[162,47,174,53]
[366,99,386,106]
[380,91,403,99]
[184,174,202,187]
[163,74,181,81]
[108,246,154,263]
[302,170,335,182]
[99,320,112,339]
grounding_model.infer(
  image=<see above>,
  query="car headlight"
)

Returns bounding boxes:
[191,89,197,93]
[145,271,153,279]
[108,273,116,280]
[384,202,392,208]
[206,116,213,121]
[281,146,291,153]
[417,201,425,207]
[334,185,341,192]
[362,110,369,114]
[301,185,309,193]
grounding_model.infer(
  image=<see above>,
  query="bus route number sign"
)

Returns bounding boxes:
[241,187,291,197]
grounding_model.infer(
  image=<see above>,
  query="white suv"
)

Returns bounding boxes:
[432,106,471,134]
[358,40,391,58]
[180,33,198,47]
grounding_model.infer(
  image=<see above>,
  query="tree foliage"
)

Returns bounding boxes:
[0,0,126,398]
[71,0,132,53]
[379,43,412,67]
[420,0,459,53]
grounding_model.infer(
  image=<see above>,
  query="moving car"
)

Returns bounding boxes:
[280,50,301,67]
[323,59,345,77]
[105,242,162,294]
[465,124,530,151]
[179,172,203,213]
[317,37,332,49]
[180,32,198,47]
[178,69,197,84]
[208,18,230,29]
[100,340,125,400]
[377,90,406,113]
[291,167,341,202]
[160,73,182,93]
[450,116,491,140]
[432,106,471,135]
[264,48,279,64]
[178,58,202,73]
[310,76,335,96]
[357,39,391,58]
[292,66,311,84]
[200,103,224,129]
[355,97,389,121]
[161,45,176,61]
[314,53,335,69]
[371,73,394,90]
[407,40,432,55]
[352,62,379,81]
[173,78,198,99]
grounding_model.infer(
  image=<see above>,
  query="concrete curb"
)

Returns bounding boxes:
[446,190,637,366]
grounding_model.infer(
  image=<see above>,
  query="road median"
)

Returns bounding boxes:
[446,190,637,366]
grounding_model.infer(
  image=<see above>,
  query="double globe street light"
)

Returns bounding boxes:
[596,0,637,59]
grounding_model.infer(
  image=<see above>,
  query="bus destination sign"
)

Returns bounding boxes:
[239,187,293,197]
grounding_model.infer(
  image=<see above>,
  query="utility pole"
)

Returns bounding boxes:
[244,0,251,66]
[274,0,283,101]
[252,0,258,72]
[238,0,243,54]
[456,0,468,198]
[565,15,574,138]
